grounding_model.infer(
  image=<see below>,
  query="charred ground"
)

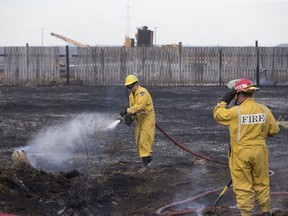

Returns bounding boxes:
[0,85,287,216]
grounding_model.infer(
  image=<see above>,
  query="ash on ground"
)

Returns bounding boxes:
[0,85,288,216]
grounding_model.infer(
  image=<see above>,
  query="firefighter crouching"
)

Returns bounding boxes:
[213,78,280,216]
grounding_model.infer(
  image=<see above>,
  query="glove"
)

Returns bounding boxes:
[124,115,134,126]
[120,108,128,117]
[221,89,236,105]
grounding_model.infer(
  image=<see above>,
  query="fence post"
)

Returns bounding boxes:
[255,40,260,86]
[219,47,222,86]
[178,42,182,85]
[26,43,29,84]
[66,45,70,85]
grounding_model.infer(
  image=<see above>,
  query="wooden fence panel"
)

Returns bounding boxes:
[260,47,274,84]
[5,47,27,86]
[75,47,125,85]
[2,46,288,86]
[274,47,288,84]
[221,47,257,85]
[272,47,287,85]
[4,47,59,86]
[181,47,220,86]
[157,47,180,86]
[257,47,288,85]
[75,47,102,85]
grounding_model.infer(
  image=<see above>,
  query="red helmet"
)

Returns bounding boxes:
[234,78,259,93]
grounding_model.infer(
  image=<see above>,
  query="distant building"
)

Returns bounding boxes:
[277,43,288,47]
[124,36,135,48]
[135,26,154,47]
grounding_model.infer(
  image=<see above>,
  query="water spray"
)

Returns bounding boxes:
[14,113,119,171]
[107,113,134,129]
[107,119,121,129]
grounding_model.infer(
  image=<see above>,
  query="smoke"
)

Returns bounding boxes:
[21,113,117,171]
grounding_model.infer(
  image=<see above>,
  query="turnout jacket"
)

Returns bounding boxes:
[127,85,154,117]
[213,98,279,145]
[213,97,280,214]
[127,85,155,158]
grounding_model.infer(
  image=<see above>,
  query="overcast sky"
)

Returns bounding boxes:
[0,0,287,47]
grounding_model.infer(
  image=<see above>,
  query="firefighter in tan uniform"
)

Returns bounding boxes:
[213,78,279,216]
[121,75,155,166]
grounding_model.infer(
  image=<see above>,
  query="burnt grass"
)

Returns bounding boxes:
[0,85,287,216]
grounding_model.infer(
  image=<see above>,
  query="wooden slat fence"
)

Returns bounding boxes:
[74,47,182,86]
[220,47,257,85]
[4,46,59,86]
[2,46,288,86]
[181,47,220,86]
[260,47,288,85]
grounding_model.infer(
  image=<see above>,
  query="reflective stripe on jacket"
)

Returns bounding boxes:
[127,86,154,116]
[213,98,279,145]
[127,85,155,158]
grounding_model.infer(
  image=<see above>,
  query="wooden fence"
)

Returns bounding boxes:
[3,46,59,86]
[2,46,288,86]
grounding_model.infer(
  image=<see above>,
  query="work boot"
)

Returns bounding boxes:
[261,212,271,216]
[142,156,153,166]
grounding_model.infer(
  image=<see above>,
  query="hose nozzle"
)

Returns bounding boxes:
[118,114,134,126]
[117,116,125,123]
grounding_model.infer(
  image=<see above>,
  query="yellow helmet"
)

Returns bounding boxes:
[125,75,138,86]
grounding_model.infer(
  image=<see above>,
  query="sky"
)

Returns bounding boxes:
[0,0,288,47]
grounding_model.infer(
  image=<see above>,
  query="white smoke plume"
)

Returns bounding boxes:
[21,113,117,171]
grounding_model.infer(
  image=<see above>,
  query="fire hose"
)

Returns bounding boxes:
[154,122,288,215]
[117,111,287,214]
[121,85,287,214]
[155,123,227,165]
[156,190,288,216]
[155,122,231,215]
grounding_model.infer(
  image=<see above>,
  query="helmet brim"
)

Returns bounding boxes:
[238,86,260,93]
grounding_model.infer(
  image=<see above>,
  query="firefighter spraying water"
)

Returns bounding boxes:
[107,76,284,215]
[116,75,156,167]
[2,77,288,216]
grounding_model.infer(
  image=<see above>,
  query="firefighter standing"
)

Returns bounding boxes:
[120,75,155,166]
[213,78,279,216]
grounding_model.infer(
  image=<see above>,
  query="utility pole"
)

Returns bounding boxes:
[255,40,260,86]
[41,27,44,46]
[125,0,131,37]
[154,26,157,46]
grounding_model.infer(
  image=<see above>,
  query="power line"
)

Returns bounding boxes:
[125,0,132,37]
